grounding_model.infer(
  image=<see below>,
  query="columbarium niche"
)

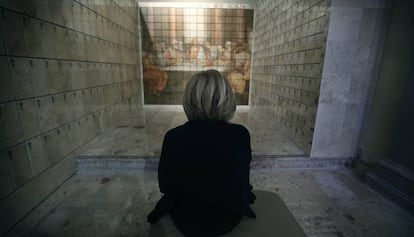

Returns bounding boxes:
[139,3,254,105]
[251,0,331,153]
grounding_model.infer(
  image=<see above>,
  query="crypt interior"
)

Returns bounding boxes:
[0,0,413,236]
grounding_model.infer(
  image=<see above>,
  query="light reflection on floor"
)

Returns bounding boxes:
[80,105,306,157]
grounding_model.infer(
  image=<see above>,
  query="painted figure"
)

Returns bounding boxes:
[172,39,184,65]
[227,42,251,94]
[142,44,168,96]
[204,40,223,66]
[163,39,184,66]
[219,41,232,65]
[186,38,205,64]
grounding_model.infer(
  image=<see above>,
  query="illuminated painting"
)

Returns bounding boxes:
[140,6,254,104]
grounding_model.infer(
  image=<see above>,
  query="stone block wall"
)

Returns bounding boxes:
[251,0,331,153]
[0,0,142,234]
[311,0,392,158]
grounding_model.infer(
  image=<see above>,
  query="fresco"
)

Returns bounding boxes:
[140,7,254,104]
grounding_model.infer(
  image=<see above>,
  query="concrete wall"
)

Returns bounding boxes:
[0,0,143,235]
[251,0,392,157]
[359,0,414,169]
[311,0,392,158]
[251,0,331,153]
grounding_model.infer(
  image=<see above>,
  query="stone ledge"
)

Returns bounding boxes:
[76,156,352,174]
[366,159,414,215]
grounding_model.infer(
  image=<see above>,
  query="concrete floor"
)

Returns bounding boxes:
[5,107,413,237]
[5,168,414,237]
[79,105,306,157]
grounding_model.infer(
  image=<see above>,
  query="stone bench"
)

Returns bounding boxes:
[149,190,306,237]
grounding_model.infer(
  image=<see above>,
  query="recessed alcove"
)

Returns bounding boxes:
[76,0,332,161]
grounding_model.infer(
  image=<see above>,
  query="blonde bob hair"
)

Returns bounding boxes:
[183,69,236,122]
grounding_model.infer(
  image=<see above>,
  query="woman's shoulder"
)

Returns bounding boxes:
[164,124,186,138]
[227,122,250,135]
[165,121,250,138]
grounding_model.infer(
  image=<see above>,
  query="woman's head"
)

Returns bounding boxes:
[183,70,236,122]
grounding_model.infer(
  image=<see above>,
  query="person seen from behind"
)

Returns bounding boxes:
[147,69,256,237]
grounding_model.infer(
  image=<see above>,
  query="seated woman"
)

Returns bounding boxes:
[147,69,256,237]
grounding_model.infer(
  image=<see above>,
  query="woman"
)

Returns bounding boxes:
[147,70,256,237]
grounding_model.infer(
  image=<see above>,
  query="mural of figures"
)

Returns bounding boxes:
[140,7,254,104]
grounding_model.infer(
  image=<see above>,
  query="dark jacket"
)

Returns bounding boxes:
[147,119,256,237]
